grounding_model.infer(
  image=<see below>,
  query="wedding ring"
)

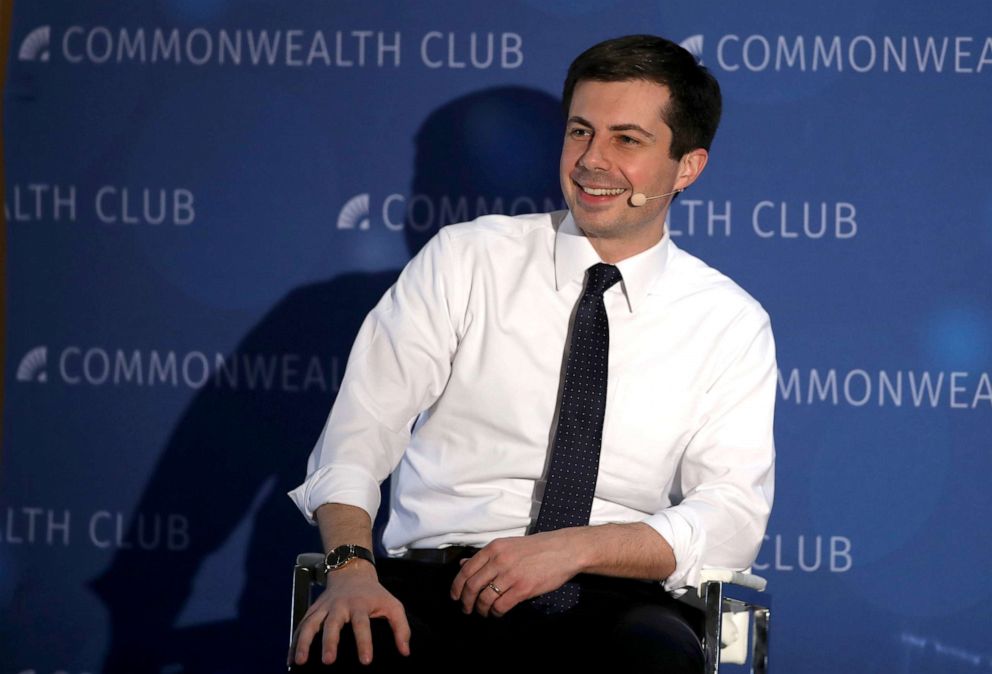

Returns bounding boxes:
[486,582,503,595]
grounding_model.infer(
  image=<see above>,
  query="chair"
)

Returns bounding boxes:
[290,553,769,673]
[679,569,771,674]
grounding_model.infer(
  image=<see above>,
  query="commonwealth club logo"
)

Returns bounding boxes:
[18,25,51,62]
[680,34,704,64]
[337,193,371,230]
[16,346,48,382]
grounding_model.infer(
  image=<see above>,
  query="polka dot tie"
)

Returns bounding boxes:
[530,262,622,612]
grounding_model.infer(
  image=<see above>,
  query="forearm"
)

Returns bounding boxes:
[565,522,676,581]
[315,502,375,555]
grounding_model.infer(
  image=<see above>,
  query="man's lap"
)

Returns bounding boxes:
[292,557,703,673]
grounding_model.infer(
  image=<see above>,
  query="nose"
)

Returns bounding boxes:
[578,134,611,171]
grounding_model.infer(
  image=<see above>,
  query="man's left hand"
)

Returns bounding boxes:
[449,530,583,617]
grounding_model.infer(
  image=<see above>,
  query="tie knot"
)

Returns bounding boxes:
[585,263,622,296]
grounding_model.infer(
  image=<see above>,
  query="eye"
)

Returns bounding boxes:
[617,134,640,146]
[568,127,591,140]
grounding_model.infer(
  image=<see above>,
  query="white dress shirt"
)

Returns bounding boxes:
[290,210,776,591]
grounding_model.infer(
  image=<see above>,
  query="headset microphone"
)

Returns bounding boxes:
[630,188,683,207]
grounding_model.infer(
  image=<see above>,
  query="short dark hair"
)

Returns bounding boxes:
[562,35,722,159]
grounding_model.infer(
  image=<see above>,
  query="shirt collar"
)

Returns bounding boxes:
[554,211,671,313]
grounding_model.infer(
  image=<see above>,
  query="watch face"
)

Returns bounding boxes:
[327,547,352,568]
[325,545,372,571]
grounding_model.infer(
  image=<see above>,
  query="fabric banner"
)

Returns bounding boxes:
[2,2,990,672]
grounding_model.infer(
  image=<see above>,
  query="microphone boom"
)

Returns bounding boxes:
[630,188,683,207]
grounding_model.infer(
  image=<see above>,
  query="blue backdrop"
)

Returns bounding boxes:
[3,1,991,673]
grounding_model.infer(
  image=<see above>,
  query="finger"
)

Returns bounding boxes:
[292,613,323,665]
[459,572,484,613]
[321,615,344,665]
[474,581,502,618]
[450,552,485,599]
[459,564,498,614]
[351,612,374,666]
[383,604,412,656]
[490,586,524,618]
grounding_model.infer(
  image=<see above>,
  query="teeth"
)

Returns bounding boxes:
[581,186,625,196]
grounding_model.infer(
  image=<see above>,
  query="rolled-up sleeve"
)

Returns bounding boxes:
[288,229,463,523]
[644,307,776,590]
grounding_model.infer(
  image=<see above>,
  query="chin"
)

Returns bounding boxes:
[572,217,621,241]
[571,205,622,228]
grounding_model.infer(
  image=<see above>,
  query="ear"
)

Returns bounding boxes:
[673,148,709,191]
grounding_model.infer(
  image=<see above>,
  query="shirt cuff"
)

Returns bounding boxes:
[287,463,382,525]
[643,508,704,592]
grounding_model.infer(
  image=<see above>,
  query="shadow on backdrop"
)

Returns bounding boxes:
[91,86,563,674]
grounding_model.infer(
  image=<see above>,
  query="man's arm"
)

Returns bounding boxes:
[289,227,463,528]
[451,522,675,617]
[290,503,410,667]
[288,230,468,662]
[455,305,775,618]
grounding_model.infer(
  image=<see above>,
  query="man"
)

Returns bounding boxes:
[289,34,775,672]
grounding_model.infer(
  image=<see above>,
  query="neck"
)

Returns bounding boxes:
[581,224,666,264]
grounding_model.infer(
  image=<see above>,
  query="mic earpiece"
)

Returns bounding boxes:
[630,188,683,207]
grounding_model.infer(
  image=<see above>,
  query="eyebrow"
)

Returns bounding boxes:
[567,116,656,140]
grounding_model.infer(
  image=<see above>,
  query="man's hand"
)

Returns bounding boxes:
[290,560,411,667]
[449,530,583,618]
[450,523,677,618]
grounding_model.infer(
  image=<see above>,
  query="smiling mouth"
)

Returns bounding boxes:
[577,184,627,197]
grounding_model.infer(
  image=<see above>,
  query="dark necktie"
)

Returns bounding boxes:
[530,262,623,612]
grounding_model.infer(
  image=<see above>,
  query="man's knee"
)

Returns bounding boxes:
[607,604,704,673]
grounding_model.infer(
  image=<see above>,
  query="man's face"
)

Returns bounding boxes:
[560,79,702,259]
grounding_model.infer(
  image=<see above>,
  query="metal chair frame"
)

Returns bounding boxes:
[680,570,771,673]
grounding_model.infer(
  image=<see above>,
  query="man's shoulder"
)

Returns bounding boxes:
[666,242,769,323]
[439,210,561,246]
[405,211,559,291]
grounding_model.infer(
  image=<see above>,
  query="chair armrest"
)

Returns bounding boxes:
[291,552,329,640]
[297,553,326,573]
[695,569,767,594]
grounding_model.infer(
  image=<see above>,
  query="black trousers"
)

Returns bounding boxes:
[292,557,704,673]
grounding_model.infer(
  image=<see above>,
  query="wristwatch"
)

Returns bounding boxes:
[323,544,376,573]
